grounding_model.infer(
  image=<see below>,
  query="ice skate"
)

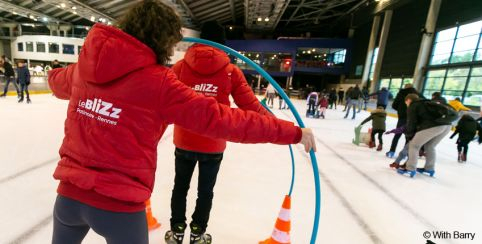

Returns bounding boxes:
[369,141,376,149]
[397,168,416,178]
[376,144,383,151]
[416,168,435,177]
[386,151,395,158]
[389,162,399,169]
[190,224,212,244]
[165,224,186,244]
[27,98,32,104]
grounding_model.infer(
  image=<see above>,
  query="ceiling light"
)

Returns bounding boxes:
[42,17,48,22]
[264,17,269,22]
[312,48,316,52]
[229,26,233,30]
[90,16,95,21]
[60,3,66,8]
[257,17,262,21]
[307,51,311,54]
[72,6,77,10]
[73,11,77,15]
[12,11,17,15]
[108,21,112,25]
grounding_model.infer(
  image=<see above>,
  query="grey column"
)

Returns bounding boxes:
[361,15,381,89]
[412,0,442,90]
[371,10,393,92]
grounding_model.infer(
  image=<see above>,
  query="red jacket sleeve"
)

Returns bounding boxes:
[48,64,76,100]
[158,69,302,145]
[230,66,271,116]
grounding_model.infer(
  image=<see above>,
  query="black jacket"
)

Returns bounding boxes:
[406,100,451,139]
[349,87,362,100]
[450,116,482,143]
[16,66,30,85]
[3,61,15,77]
[392,87,418,120]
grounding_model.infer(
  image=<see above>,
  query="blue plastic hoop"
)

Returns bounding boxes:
[182,37,321,244]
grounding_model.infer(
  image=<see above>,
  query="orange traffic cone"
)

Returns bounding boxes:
[145,199,161,231]
[260,195,291,244]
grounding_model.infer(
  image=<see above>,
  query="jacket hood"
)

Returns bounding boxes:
[184,44,230,75]
[372,108,387,116]
[78,24,157,84]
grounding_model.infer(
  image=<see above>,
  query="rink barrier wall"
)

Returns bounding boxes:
[182,37,321,244]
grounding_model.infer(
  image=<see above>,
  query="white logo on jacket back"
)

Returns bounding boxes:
[192,83,218,97]
[76,98,122,125]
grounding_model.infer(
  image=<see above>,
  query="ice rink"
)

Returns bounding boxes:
[1,94,481,244]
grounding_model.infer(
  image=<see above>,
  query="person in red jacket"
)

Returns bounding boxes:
[47,1,315,244]
[165,21,272,243]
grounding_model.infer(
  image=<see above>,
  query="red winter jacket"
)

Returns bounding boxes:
[48,24,302,212]
[172,44,271,153]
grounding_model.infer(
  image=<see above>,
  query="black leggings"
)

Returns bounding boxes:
[371,129,385,145]
[457,140,470,156]
[52,195,148,244]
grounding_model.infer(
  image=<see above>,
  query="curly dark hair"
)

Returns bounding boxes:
[116,0,183,65]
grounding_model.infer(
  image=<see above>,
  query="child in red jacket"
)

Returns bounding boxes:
[167,21,275,243]
[48,1,316,244]
[318,94,329,119]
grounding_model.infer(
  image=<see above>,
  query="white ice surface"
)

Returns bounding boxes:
[0,94,481,244]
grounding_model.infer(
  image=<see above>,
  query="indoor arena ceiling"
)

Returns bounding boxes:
[0,0,373,33]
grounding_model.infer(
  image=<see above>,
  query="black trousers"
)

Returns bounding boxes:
[457,139,470,156]
[52,195,148,244]
[170,148,223,233]
[371,129,385,145]
[389,118,407,152]
[19,83,30,99]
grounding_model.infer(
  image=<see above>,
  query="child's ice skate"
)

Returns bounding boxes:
[389,162,400,169]
[397,168,416,178]
[190,224,212,244]
[376,144,383,151]
[416,168,435,177]
[165,223,186,244]
[385,151,395,158]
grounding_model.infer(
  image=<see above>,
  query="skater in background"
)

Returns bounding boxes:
[386,83,419,158]
[266,83,276,108]
[358,86,369,112]
[328,88,337,109]
[448,97,471,112]
[167,20,278,243]
[306,91,318,115]
[369,87,390,109]
[397,94,452,177]
[16,60,31,103]
[344,85,362,119]
[360,106,387,151]
[342,86,353,112]
[450,114,482,163]
[52,59,63,69]
[337,87,344,105]
[318,94,328,119]
[431,91,447,104]
[47,2,316,244]
[0,56,19,98]
[277,90,287,109]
